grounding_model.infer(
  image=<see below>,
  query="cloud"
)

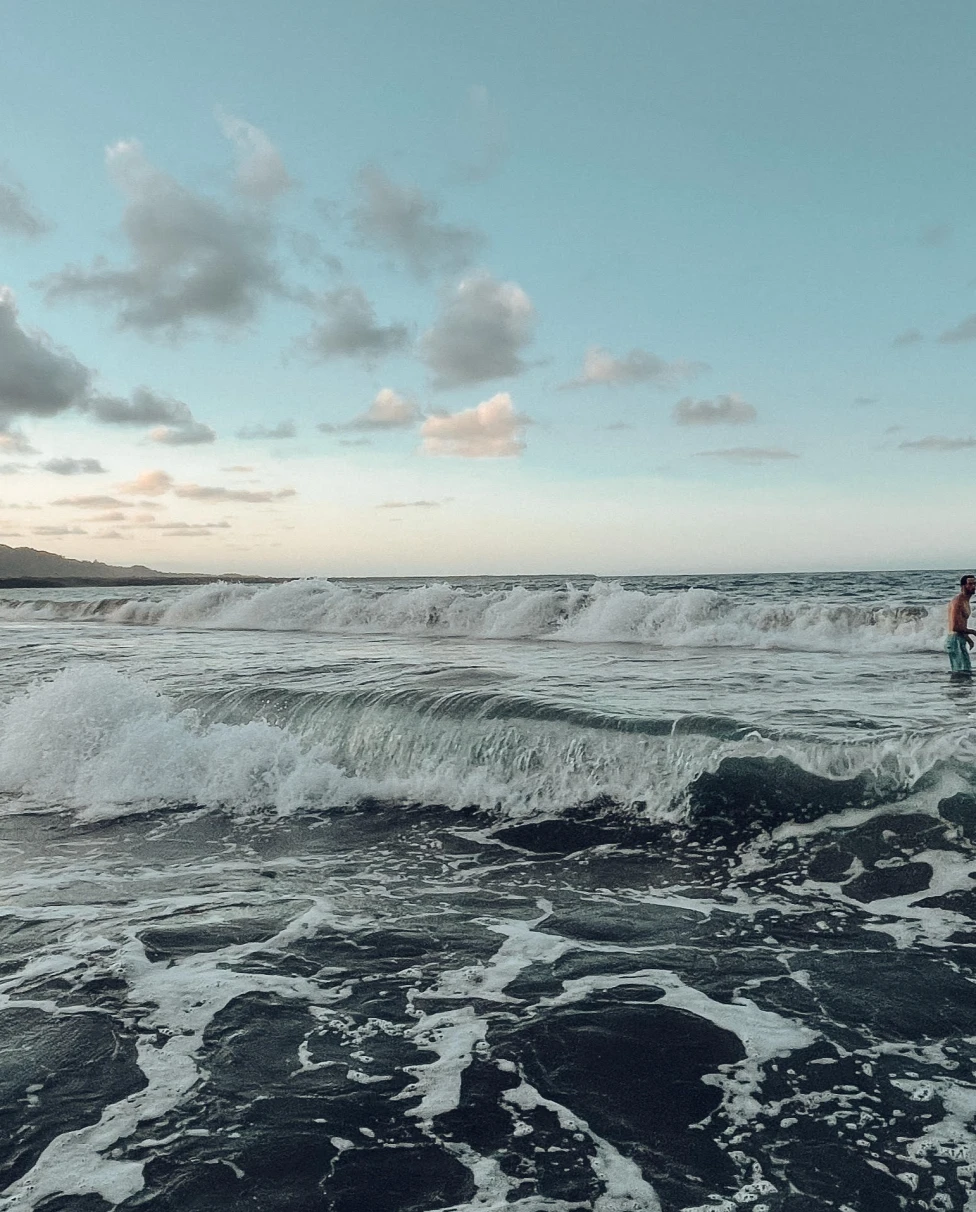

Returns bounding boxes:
[0,287,91,421]
[673,393,756,426]
[143,520,231,531]
[854,396,878,405]
[421,273,535,390]
[216,109,292,203]
[899,435,976,451]
[150,420,217,445]
[117,469,174,496]
[377,499,441,509]
[322,388,420,432]
[350,166,482,278]
[41,139,283,337]
[454,84,508,184]
[919,223,951,247]
[938,316,976,345]
[41,457,106,475]
[53,495,126,508]
[892,328,924,347]
[236,420,296,440]
[696,447,798,464]
[223,464,254,472]
[0,463,26,475]
[33,526,87,536]
[0,167,49,238]
[173,483,296,503]
[91,511,128,522]
[87,386,191,426]
[0,428,38,455]
[562,345,709,390]
[299,286,409,363]
[337,437,371,447]
[420,391,529,458]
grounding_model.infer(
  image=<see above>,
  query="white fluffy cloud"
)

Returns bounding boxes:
[117,469,174,496]
[563,345,708,389]
[115,467,295,503]
[0,287,91,421]
[321,388,420,432]
[420,392,529,458]
[421,274,535,390]
[673,394,756,425]
[350,166,482,278]
[42,137,284,337]
[299,286,409,363]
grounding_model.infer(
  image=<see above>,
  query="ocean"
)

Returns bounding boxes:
[0,570,974,1212]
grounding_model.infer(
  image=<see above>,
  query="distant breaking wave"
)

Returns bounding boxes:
[0,579,944,653]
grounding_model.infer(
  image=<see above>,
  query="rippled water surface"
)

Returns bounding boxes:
[1,571,975,1212]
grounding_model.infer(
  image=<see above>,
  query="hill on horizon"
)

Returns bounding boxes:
[0,543,167,581]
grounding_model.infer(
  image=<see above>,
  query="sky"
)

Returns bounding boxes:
[1,1,975,576]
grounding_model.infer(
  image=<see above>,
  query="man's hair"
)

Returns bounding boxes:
[962,574,976,587]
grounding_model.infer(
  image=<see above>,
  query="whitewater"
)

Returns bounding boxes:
[1,569,975,1212]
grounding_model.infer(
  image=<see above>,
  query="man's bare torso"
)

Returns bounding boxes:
[948,592,971,634]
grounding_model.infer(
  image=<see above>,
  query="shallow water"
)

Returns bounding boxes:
[1,572,974,1211]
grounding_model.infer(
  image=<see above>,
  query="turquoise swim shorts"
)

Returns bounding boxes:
[946,633,972,673]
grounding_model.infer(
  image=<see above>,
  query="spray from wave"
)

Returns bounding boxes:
[0,579,944,653]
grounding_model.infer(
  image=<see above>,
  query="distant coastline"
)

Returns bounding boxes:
[0,575,282,589]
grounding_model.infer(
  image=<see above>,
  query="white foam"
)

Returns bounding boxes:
[0,578,947,653]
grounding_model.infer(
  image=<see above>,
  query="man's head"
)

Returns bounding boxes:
[961,574,976,594]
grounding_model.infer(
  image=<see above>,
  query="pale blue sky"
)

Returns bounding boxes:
[1,1,975,575]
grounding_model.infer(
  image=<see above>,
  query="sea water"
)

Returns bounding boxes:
[0,571,974,1211]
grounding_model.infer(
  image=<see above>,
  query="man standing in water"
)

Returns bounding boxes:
[946,574,976,673]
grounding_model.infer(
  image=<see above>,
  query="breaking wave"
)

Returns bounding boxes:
[0,665,969,825]
[0,578,944,653]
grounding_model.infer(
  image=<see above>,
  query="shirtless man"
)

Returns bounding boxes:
[946,574,976,673]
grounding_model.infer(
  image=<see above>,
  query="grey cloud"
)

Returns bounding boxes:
[454,84,508,185]
[854,396,878,405]
[350,166,483,278]
[673,394,756,426]
[893,328,924,347]
[0,463,26,475]
[173,483,296,503]
[236,420,296,440]
[41,457,106,475]
[87,386,191,426]
[420,273,535,390]
[377,500,440,509]
[938,316,976,345]
[41,140,283,338]
[0,288,91,420]
[0,429,38,455]
[34,526,88,535]
[0,168,50,238]
[54,495,126,508]
[150,421,217,446]
[336,437,372,447]
[697,447,798,464]
[216,109,292,203]
[919,223,951,247]
[142,520,231,530]
[563,345,709,390]
[899,435,976,451]
[299,286,409,364]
